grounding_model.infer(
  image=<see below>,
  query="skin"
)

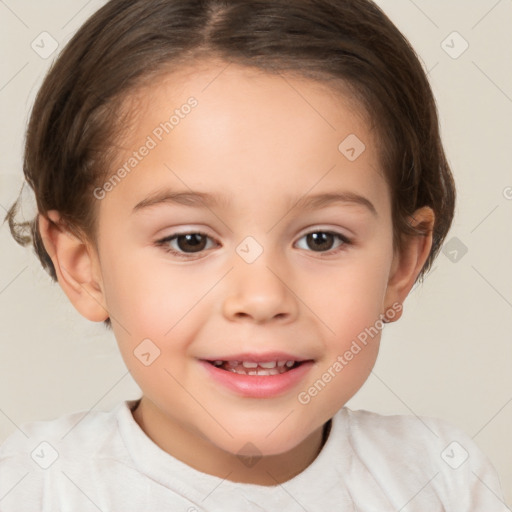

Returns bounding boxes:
[39,60,434,486]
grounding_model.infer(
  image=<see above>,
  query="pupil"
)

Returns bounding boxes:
[308,232,333,252]
[178,234,206,253]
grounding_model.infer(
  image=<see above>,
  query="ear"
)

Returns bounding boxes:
[383,206,435,322]
[38,210,109,322]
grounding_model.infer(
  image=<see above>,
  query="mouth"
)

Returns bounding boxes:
[199,355,315,398]
[204,359,308,376]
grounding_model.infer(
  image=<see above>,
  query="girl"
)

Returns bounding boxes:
[1,0,507,509]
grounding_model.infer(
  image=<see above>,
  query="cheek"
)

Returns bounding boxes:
[305,247,393,335]
[100,247,208,334]
[299,269,386,414]
[99,249,212,381]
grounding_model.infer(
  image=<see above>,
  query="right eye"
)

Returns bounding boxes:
[155,232,218,258]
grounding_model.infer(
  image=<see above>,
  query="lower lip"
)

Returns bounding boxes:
[199,360,314,398]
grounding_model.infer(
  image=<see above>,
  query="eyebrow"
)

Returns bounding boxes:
[132,189,378,216]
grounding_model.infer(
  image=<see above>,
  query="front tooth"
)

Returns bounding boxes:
[256,369,279,376]
[259,361,277,369]
[242,361,258,368]
[277,361,286,367]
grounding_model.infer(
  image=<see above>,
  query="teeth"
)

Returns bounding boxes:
[241,360,296,369]
[210,359,300,374]
[228,367,283,376]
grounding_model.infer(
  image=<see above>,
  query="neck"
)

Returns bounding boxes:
[131,397,330,486]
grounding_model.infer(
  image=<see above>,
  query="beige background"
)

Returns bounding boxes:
[0,0,511,505]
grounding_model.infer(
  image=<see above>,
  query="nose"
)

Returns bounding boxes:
[222,254,299,324]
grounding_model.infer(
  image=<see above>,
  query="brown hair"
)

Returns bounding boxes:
[6,0,455,325]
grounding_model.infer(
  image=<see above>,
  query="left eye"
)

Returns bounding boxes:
[295,231,350,253]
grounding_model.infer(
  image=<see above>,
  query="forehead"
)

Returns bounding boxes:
[118,58,375,156]
[104,60,388,214]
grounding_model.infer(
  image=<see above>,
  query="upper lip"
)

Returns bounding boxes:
[201,352,313,362]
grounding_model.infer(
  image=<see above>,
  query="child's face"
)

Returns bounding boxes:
[61,61,425,480]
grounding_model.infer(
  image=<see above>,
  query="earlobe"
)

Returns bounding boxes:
[38,210,109,322]
[383,206,435,321]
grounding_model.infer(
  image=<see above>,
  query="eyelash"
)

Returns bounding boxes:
[155,229,353,259]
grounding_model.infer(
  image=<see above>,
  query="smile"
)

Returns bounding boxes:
[200,357,314,398]
[207,360,301,375]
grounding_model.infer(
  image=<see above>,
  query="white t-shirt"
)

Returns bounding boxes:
[0,398,507,511]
